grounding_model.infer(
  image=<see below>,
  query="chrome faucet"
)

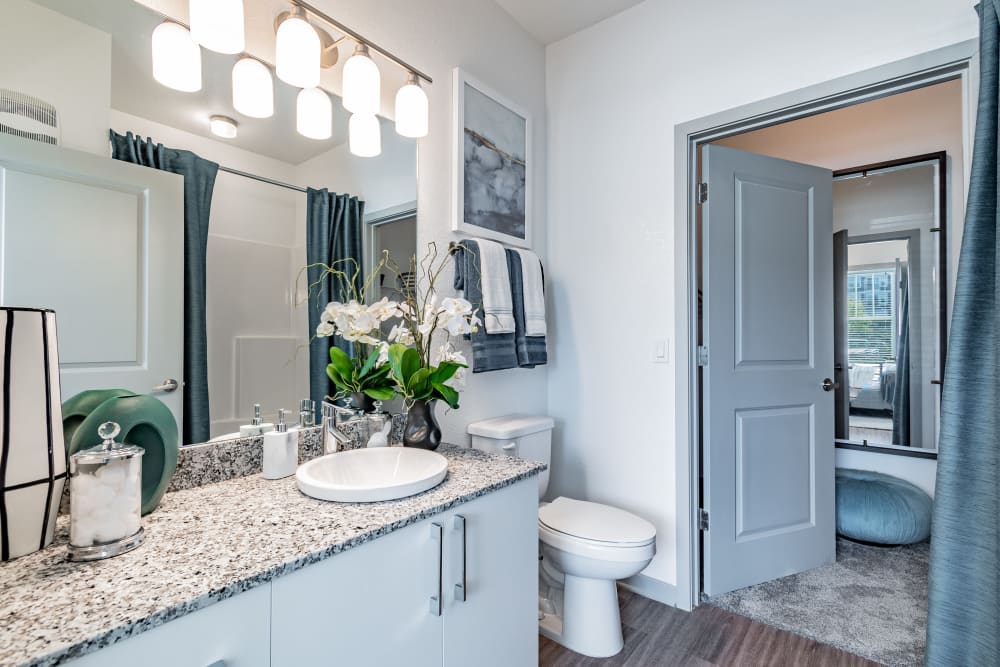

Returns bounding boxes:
[321,401,364,454]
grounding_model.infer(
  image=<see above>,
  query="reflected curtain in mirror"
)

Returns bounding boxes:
[109,130,219,444]
[926,1,1000,663]
[306,189,364,408]
[892,269,910,445]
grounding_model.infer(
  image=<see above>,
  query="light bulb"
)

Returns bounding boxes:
[210,115,238,139]
[151,22,201,92]
[342,44,380,115]
[189,0,245,54]
[349,113,381,157]
[275,9,320,89]
[232,58,274,118]
[297,88,332,140]
[394,74,428,138]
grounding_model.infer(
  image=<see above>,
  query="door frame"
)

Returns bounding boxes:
[671,40,977,610]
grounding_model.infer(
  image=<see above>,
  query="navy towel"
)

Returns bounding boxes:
[453,241,518,373]
[506,249,547,368]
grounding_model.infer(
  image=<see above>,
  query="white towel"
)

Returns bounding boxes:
[477,239,516,334]
[515,249,546,336]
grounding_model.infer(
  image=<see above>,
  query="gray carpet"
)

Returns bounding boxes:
[709,538,929,666]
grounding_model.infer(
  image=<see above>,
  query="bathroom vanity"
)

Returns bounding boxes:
[0,446,543,667]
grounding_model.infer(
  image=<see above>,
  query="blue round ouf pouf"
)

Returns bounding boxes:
[835,468,932,545]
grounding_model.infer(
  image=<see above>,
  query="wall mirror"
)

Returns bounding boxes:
[833,153,946,456]
[0,0,418,445]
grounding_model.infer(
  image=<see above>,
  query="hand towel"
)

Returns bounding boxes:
[506,249,547,368]
[453,241,518,373]
[514,248,546,336]
[476,238,516,334]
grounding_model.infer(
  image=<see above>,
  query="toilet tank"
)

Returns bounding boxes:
[467,415,554,499]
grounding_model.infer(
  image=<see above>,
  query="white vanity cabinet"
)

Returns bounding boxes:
[66,584,271,667]
[270,477,538,667]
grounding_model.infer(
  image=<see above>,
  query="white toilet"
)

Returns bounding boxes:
[468,415,656,658]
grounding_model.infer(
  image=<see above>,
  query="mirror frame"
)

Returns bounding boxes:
[832,151,947,460]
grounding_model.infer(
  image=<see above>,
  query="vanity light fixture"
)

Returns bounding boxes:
[189,0,245,55]
[210,115,239,139]
[349,113,381,157]
[297,88,332,140]
[275,7,320,89]
[151,21,202,92]
[394,72,428,138]
[232,57,274,118]
[342,43,380,115]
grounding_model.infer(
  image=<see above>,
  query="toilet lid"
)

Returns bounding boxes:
[538,497,656,546]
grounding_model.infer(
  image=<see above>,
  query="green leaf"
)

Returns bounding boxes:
[432,381,460,409]
[359,347,380,377]
[363,386,396,401]
[430,361,464,385]
[407,367,432,394]
[328,346,353,380]
[388,344,421,385]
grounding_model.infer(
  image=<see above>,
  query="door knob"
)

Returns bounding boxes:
[153,378,179,392]
[822,378,837,392]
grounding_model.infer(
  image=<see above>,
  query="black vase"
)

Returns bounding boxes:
[403,399,442,450]
[348,392,376,413]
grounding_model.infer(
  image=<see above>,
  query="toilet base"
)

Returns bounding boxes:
[538,573,624,658]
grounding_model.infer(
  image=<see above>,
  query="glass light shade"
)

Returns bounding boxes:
[394,79,428,138]
[275,14,320,89]
[210,115,238,139]
[349,113,381,157]
[297,88,332,140]
[342,47,380,115]
[232,58,274,118]
[189,0,245,54]
[151,22,201,92]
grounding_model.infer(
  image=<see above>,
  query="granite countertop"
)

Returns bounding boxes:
[0,445,545,667]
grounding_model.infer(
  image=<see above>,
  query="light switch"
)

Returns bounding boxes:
[652,338,670,363]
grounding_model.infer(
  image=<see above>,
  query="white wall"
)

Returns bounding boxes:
[546,0,977,589]
[111,110,308,435]
[305,0,549,445]
[837,448,937,498]
[0,0,110,155]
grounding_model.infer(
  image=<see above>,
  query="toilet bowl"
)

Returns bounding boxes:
[538,497,655,657]
[467,415,657,659]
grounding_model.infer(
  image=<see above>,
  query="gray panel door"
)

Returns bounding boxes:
[701,144,834,596]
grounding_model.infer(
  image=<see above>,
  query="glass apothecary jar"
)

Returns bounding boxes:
[67,421,145,562]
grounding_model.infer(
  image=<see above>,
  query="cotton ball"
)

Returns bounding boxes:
[123,512,141,537]
[71,516,98,547]
[95,460,127,489]
[95,513,127,543]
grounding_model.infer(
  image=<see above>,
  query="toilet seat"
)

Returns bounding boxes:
[538,497,656,561]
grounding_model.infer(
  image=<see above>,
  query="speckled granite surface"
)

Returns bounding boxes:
[0,445,544,667]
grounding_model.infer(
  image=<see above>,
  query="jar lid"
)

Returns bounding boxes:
[71,422,144,464]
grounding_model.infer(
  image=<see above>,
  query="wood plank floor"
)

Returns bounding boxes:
[539,589,880,666]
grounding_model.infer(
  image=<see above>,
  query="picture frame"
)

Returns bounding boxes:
[452,67,533,248]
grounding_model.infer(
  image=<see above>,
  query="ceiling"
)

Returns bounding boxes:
[493,0,645,45]
[31,0,407,165]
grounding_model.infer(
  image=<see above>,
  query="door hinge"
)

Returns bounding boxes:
[698,508,710,531]
[696,182,708,204]
[696,345,709,367]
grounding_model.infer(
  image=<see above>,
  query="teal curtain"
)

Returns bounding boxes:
[109,130,219,444]
[892,268,910,445]
[306,188,364,408]
[926,3,1000,664]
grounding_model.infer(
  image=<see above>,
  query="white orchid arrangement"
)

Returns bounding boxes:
[309,244,480,408]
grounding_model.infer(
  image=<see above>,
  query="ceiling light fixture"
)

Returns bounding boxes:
[349,113,381,157]
[151,21,202,92]
[297,88,332,140]
[210,115,239,139]
[394,72,428,138]
[342,43,380,115]
[189,0,245,54]
[275,7,320,89]
[232,58,274,118]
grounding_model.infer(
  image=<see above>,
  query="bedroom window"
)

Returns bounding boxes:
[847,268,896,364]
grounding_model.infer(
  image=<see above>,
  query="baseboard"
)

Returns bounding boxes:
[619,573,677,607]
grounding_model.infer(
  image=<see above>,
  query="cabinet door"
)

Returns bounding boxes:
[271,517,444,667]
[66,584,270,667]
[442,479,538,667]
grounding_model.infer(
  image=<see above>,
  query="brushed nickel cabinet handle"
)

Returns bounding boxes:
[454,515,467,602]
[430,522,443,616]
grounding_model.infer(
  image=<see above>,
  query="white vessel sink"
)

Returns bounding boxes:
[296,447,448,502]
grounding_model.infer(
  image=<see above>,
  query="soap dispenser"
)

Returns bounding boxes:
[263,409,297,479]
[240,403,275,437]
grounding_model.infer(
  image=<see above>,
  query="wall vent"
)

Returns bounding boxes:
[0,89,60,146]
